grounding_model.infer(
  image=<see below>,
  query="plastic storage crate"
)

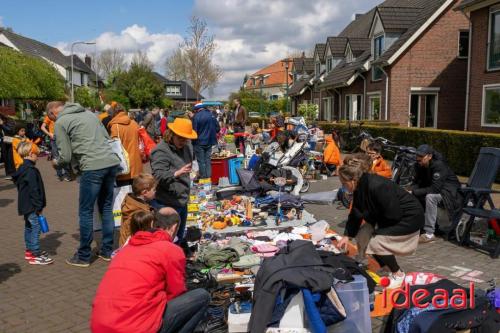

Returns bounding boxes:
[229,157,244,185]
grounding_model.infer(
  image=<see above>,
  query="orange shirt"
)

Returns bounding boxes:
[43,116,55,135]
[323,137,341,166]
[12,136,38,169]
[372,157,392,179]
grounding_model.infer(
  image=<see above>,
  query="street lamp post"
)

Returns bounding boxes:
[259,76,264,115]
[70,41,96,103]
[285,60,289,115]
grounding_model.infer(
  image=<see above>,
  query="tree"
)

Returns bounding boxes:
[74,86,100,109]
[0,47,65,99]
[164,48,186,81]
[165,16,223,98]
[298,103,319,121]
[114,58,165,108]
[131,50,153,69]
[94,49,127,80]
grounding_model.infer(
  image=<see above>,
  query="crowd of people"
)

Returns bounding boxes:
[1,97,466,332]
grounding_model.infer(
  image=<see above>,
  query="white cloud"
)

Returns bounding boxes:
[55,0,380,100]
[57,24,183,76]
[193,0,380,99]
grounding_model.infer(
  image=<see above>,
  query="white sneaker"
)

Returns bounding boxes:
[387,272,406,289]
[419,233,436,243]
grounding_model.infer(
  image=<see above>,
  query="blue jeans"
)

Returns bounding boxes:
[24,212,41,255]
[158,289,210,333]
[50,139,70,178]
[194,144,212,179]
[78,166,119,262]
[150,201,188,243]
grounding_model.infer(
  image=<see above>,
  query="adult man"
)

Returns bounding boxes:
[411,145,462,243]
[47,101,120,267]
[232,98,247,154]
[41,113,71,181]
[91,208,210,333]
[142,107,161,140]
[192,103,220,179]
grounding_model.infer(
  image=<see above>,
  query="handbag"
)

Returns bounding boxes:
[109,125,130,175]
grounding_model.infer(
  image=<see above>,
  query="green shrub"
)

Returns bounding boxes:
[319,123,500,178]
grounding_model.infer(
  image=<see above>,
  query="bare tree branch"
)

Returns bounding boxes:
[94,49,127,79]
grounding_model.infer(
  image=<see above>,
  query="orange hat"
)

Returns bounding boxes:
[167,118,198,140]
[111,101,118,108]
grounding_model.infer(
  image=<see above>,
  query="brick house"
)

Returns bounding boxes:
[457,0,500,133]
[288,54,315,114]
[316,0,469,130]
[244,59,293,100]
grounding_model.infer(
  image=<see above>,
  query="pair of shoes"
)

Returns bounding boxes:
[63,176,72,182]
[387,272,406,289]
[25,250,48,260]
[66,254,90,268]
[419,233,436,243]
[98,253,112,262]
[28,254,54,265]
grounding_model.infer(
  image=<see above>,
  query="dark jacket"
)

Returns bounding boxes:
[345,173,424,238]
[192,108,220,146]
[142,112,160,139]
[249,240,336,333]
[12,159,46,216]
[412,158,463,221]
[150,140,193,207]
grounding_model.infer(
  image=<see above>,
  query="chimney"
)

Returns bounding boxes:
[84,55,92,68]
[301,51,305,58]
[355,13,363,20]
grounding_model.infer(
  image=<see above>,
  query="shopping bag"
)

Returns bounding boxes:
[93,185,131,230]
[138,127,157,158]
[109,138,130,175]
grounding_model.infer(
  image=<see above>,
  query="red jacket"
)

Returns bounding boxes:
[91,230,186,333]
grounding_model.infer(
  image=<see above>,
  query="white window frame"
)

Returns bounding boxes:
[367,92,381,120]
[481,83,500,127]
[408,91,439,128]
[322,97,332,121]
[327,57,333,72]
[372,66,383,82]
[373,34,385,60]
[487,6,500,71]
[345,94,363,121]
[457,30,469,59]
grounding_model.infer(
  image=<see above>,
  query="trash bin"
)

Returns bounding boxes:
[211,156,234,184]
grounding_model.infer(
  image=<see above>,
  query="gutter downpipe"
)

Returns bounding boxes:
[380,66,390,121]
[356,72,367,119]
[462,12,472,131]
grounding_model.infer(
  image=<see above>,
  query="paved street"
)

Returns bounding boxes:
[0,159,499,333]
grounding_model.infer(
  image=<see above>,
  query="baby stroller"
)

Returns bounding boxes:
[255,140,310,194]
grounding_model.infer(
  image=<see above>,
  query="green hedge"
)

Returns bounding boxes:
[319,123,500,178]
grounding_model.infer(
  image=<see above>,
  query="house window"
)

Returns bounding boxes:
[345,94,363,120]
[327,57,333,72]
[252,78,256,86]
[346,49,354,63]
[372,66,383,81]
[482,85,500,126]
[458,31,469,58]
[409,93,438,128]
[374,35,384,59]
[368,95,381,120]
[315,62,320,76]
[489,10,500,70]
[166,85,181,95]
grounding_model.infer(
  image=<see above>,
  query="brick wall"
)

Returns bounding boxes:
[468,6,500,133]
[366,68,387,120]
[389,4,469,129]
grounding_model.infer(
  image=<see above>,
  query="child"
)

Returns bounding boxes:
[120,173,156,246]
[323,134,342,175]
[12,125,39,170]
[366,142,392,179]
[12,141,53,265]
[248,147,263,171]
[217,121,228,152]
[111,211,155,258]
[250,123,263,149]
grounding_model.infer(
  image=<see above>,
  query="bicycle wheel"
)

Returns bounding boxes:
[300,180,310,193]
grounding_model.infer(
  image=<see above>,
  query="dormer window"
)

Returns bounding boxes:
[374,35,385,60]
[315,62,320,76]
[327,57,333,72]
[346,44,354,63]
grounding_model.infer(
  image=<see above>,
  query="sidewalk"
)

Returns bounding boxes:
[0,160,498,332]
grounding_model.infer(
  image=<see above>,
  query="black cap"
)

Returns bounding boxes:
[416,144,433,157]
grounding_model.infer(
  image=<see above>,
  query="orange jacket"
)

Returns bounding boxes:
[323,136,341,166]
[372,157,392,179]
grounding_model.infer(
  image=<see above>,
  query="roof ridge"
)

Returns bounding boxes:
[1,28,61,52]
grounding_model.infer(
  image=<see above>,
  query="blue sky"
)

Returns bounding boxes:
[0,0,379,99]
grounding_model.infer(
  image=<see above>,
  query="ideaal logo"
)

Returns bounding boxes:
[379,276,475,309]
